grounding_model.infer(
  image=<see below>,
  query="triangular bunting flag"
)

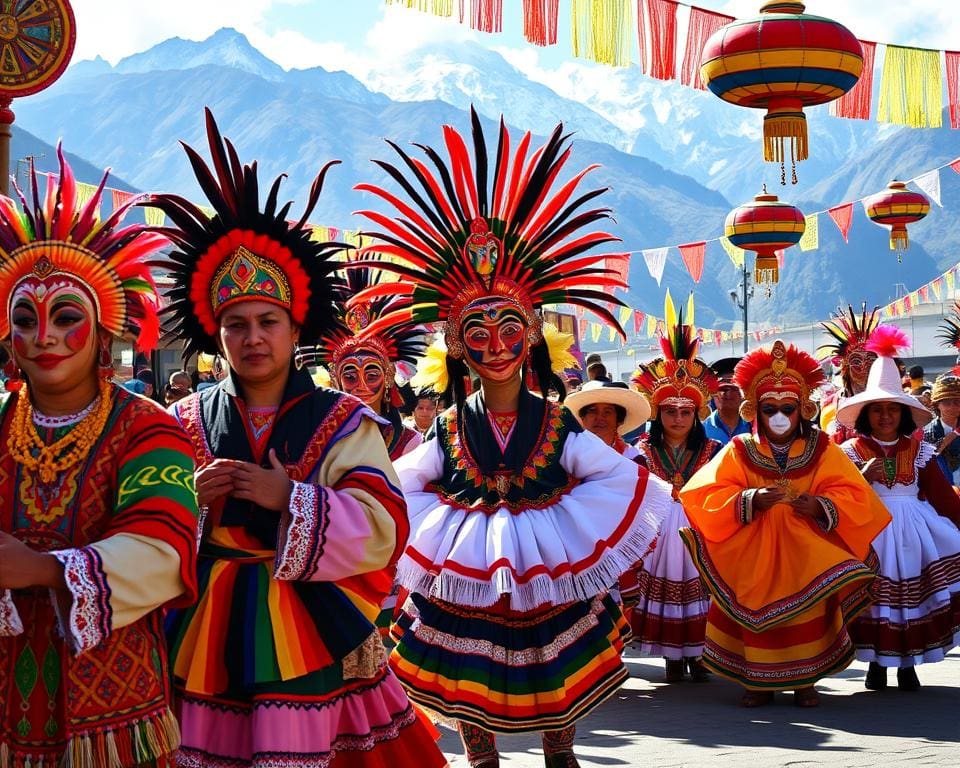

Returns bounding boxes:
[827,203,854,243]
[932,277,943,301]
[578,318,588,339]
[951,158,960,174]
[75,181,98,208]
[912,169,942,207]
[719,237,745,268]
[618,305,633,328]
[591,322,602,343]
[633,310,644,335]
[605,254,631,284]
[678,241,706,283]
[641,247,669,286]
[111,189,135,210]
[645,314,657,337]
[143,206,165,228]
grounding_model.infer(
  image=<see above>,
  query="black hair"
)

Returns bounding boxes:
[648,410,707,452]
[854,402,917,437]
[578,403,627,425]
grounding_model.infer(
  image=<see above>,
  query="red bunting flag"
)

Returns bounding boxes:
[463,0,503,32]
[713,330,722,345]
[753,331,762,341]
[775,249,785,268]
[578,318,588,339]
[655,319,665,336]
[951,158,960,175]
[678,241,706,283]
[947,51,960,130]
[831,40,877,120]
[918,285,930,302]
[522,0,559,46]
[827,203,855,242]
[574,305,585,319]
[604,254,630,284]
[633,310,644,335]
[641,0,679,81]
[680,7,733,89]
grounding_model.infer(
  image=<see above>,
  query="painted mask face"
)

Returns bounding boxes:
[10,276,99,392]
[847,349,877,393]
[460,300,529,384]
[337,350,388,410]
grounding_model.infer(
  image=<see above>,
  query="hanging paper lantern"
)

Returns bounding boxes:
[699,1,862,184]
[725,190,805,288]
[864,181,930,261]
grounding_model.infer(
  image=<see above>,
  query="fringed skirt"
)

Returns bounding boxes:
[621,501,710,659]
[390,592,630,734]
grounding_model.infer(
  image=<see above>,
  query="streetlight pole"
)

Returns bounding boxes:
[730,260,754,354]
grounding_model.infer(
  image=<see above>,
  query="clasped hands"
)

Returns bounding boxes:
[195,448,292,512]
[751,487,822,518]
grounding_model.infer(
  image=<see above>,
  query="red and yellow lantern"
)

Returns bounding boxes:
[725,191,805,288]
[700,1,862,184]
[864,181,930,261]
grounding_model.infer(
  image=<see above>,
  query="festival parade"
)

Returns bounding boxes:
[0,0,958,766]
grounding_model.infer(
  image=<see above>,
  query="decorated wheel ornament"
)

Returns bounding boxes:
[864,181,930,261]
[699,0,862,184]
[724,189,805,291]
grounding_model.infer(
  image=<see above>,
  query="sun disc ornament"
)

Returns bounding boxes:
[864,181,930,262]
[725,189,805,291]
[699,0,862,184]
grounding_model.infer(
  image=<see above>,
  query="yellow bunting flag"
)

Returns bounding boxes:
[608,325,617,342]
[645,314,657,337]
[591,322,602,343]
[947,270,956,293]
[932,278,943,301]
[571,0,633,67]
[385,0,452,16]
[143,206,165,228]
[618,306,633,328]
[75,181,98,207]
[878,45,943,128]
[720,236,745,268]
[799,213,819,251]
[198,205,217,220]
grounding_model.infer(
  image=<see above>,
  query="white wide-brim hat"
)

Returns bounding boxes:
[836,355,933,429]
[565,380,652,435]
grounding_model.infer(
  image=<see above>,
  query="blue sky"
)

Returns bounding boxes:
[70,0,960,77]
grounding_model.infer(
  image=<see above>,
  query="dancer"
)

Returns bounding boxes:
[818,304,880,441]
[153,109,446,768]
[295,259,426,459]
[836,326,960,691]
[0,149,199,765]
[624,303,721,682]
[353,109,672,768]
[680,341,890,707]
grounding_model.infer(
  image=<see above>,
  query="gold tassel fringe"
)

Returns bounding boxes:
[878,45,943,128]
[762,115,808,163]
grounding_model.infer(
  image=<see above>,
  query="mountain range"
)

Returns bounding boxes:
[12,27,960,332]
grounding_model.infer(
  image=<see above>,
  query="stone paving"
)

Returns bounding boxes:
[438,649,960,766]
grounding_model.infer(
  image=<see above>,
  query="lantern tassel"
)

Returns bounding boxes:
[890,224,909,262]
[755,254,780,286]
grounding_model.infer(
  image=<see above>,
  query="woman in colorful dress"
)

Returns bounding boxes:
[295,260,425,460]
[0,150,199,765]
[679,340,891,708]
[835,326,960,691]
[153,110,447,768]
[352,109,673,768]
[565,379,650,462]
[625,304,721,682]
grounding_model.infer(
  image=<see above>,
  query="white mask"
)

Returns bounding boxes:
[766,412,793,436]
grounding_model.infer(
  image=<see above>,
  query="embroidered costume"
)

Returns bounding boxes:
[835,327,960,674]
[622,304,720,664]
[679,341,891,692]
[0,150,199,766]
[151,109,446,768]
[351,108,672,766]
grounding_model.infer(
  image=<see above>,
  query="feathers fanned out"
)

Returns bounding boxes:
[865,324,910,358]
[543,321,578,373]
[411,337,450,394]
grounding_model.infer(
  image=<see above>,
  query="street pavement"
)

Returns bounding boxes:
[438,648,960,766]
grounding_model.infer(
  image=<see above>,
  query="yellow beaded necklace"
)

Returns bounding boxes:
[8,378,114,484]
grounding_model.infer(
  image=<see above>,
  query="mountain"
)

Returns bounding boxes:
[13,28,960,329]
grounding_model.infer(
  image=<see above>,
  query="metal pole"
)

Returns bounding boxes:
[0,98,13,197]
[742,259,749,354]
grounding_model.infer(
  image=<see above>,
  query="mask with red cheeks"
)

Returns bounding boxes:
[10,277,97,366]
[847,349,877,393]
[336,351,388,408]
[460,300,529,383]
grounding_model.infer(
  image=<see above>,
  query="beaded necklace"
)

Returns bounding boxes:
[8,378,113,484]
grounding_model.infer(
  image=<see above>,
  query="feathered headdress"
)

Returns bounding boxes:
[937,301,960,353]
[818,304,880,391]
[0,146,166,351]
[295,256,427,406]
[347,107,627,404]
[631,290,718,419]
[735,340,826,422]
[144,108,347,359]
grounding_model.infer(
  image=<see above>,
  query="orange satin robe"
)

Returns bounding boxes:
[679,430,891,690]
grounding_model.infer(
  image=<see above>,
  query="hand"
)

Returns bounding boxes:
[751,486,786,512]
[231,449,293,513]
[860,457,886,484]
[790,493,823,519]
[0,532,63,590]
[195,459,243,507]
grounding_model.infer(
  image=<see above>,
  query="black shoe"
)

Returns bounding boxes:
[544,753,580,768]
[686,657,710,683]
[897,666,921,691]
[865,662,887,690]
[665,658,685,682]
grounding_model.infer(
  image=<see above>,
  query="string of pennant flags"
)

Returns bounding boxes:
[388,0,960,130]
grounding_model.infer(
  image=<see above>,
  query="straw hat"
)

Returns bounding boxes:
[565,380,651,435]
[836,326,932,429]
